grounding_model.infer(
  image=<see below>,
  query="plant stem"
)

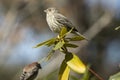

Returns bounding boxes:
[88,68,104,80]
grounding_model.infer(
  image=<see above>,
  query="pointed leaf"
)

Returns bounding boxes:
[82,65,90,80]
[65,27,74,35]
[69,36,86,41]
[59,27,74,38]
[65,53,86,74]
[109,72,120,80]
[53,40,65,50]
[64,43,78,48]
[115,26,120,30]
[46,39,56,46]
[59,60,70,80]
[70,75,79,80]
[34,38,55,48]
[60,27,67,37]
[45,50,55,61]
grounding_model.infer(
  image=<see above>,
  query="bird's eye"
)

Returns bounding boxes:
[49,9,51,11]
[24,72,27,74]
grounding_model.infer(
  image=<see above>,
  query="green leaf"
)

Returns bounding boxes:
[82,65,90,80]
[65,53,86,74]
[53,40,65,50]
[45,50,55,61]
[70,75,79,80]
[109,72,120,80]
[66,27,74,35]
[59,27,74,38]
[34,38,56,48]
[46,39,56,46]
[60,27,67,37]
[59,60,70,80]
[64,43,78,48]
[69,36,86,41]
[115,26,120,30]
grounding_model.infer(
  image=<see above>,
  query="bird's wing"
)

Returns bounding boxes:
[54,13,77,31]
[25,72,36,80]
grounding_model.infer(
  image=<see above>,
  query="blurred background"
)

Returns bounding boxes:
[0,0,120,80]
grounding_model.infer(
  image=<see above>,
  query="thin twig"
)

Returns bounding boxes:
[88,68,104,80]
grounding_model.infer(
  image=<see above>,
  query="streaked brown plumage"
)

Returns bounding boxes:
[20,62,41,80]
[44,7,87,40]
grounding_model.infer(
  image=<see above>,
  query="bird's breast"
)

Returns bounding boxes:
[46,14,63,33]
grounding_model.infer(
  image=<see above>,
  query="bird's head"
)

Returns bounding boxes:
[44,7,58,14]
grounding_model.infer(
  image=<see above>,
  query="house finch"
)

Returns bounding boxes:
[20,62,41,80]
[44,7,87,39]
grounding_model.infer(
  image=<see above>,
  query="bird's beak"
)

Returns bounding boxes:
[44,10,47,12]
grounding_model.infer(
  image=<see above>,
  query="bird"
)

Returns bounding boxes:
[44,7,87,39]
[20,62,41,80]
